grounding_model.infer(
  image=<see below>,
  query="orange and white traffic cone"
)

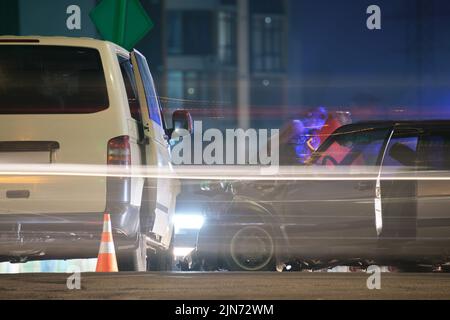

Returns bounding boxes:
[95,213,118,272]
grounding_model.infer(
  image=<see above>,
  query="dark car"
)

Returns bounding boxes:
[194,121,450,271]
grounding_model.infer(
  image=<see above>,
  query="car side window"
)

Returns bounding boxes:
[418,130,450,170]
[312,129,390,167]
[118,56,141,122]
[383,133,419,167]
[133,52,163,127]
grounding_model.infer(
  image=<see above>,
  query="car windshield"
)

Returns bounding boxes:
[0,45,108,114]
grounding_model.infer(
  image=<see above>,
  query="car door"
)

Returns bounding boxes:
[281,127,391,257]
[131,50,179,248]
[377,128,421,249]
[414,128,450,256]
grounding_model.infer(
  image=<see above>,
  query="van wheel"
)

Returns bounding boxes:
[224,224,276,272]
[147,248,173,271]
[140,181,157,236]
[148,233,174,271]
[117,233,147,272]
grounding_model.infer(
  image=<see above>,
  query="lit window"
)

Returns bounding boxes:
[251,15,285,72]
[218,11,237,65]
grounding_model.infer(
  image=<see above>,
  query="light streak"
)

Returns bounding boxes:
[0,164,448,181]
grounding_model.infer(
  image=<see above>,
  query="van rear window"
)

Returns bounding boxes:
[0,45,109,114]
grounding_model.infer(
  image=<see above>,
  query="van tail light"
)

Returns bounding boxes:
[106,136,131,206]
[107,136,131,166]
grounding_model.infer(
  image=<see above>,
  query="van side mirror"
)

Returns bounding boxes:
[171,110,193,139]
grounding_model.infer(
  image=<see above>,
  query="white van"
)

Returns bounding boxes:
[0,36,192,271]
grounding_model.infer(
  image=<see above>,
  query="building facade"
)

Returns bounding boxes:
[3,0,449,127]
[161,0,288,130]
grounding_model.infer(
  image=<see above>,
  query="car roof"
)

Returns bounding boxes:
[337,120,450,133]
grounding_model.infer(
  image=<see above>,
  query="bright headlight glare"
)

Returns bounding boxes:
[173,247,195,258]
[173,214,205,231]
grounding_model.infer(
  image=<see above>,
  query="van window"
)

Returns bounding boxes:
[118,56,141,122]
[0,45,108,114]
[133,52,162,126]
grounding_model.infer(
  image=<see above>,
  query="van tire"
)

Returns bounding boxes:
[147,248,173,271]
[147,233,174,271]
[117,233,147,272]
[140,180,157,236]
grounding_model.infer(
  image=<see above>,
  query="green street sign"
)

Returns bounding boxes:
[90,0,153,50]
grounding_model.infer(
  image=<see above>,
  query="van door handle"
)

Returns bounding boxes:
[355,181,374,191]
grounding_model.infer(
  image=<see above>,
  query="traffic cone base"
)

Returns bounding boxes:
[96,253,118,272]
[96,213,119,272]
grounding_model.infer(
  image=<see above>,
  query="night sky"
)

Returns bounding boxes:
[288,0,450,120]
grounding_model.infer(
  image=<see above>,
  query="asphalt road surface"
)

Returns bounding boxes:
[0,272,450,299]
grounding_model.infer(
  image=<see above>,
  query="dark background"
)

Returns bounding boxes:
[1,0,450,129]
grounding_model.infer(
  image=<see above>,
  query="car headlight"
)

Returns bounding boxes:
[173,214,205,233]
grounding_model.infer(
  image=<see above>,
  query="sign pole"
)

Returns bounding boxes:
[116,0,128,45]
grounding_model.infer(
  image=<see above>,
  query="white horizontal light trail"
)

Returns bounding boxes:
[0,164,449,181]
